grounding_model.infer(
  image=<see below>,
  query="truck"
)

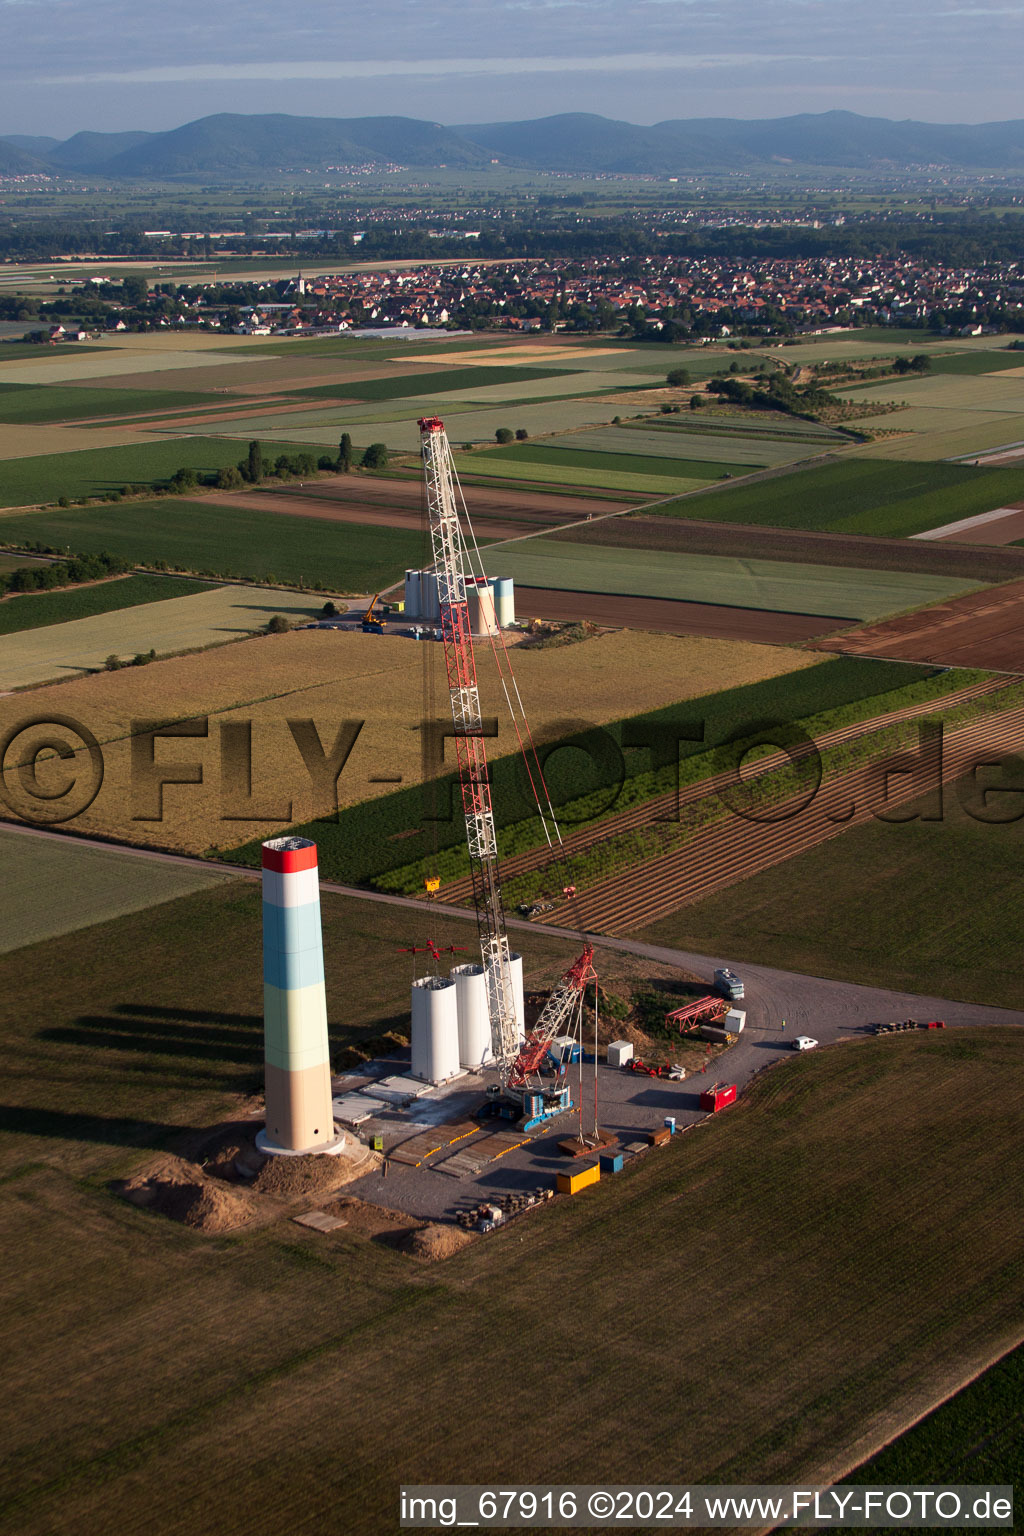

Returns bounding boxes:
[714,967,745,1002]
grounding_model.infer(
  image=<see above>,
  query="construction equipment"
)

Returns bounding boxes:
[664,994,728,1034]
[361,592,385,634]
[418,415,593,1127]
[627,1057,672,1079]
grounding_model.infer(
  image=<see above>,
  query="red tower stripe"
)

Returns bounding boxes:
[261,842,318,874]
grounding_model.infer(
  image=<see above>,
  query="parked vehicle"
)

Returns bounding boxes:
[792,1036,818,1051]
[714,967,745,1002]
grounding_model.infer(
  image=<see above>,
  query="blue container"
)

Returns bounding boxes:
[664,1116,677,1135]
[600,1152,624,1174]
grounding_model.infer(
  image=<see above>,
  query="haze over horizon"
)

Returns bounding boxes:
[2,0,1021,140]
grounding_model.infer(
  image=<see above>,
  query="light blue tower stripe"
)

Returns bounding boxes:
[263,940,325,991]
[263,898,324,957]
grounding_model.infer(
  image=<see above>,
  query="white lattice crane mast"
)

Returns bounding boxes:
[418,416,595,1108]
[419,417,520,1076]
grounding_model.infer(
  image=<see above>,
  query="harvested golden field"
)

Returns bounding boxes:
[0,628,819,854]
[0,422,164,462]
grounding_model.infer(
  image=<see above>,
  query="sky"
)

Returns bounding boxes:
[2,0,1023,138]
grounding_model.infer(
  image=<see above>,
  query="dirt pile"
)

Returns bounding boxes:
[401,1223,476,1262]
[250,1142,376,1198]
[116,1155,257,1233]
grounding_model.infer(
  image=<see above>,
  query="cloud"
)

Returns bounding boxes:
[38,49,837,86]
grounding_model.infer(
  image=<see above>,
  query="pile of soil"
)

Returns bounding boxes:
[116,1155,257,1234]
[250,1142,376,1199]
[401,1223,476,1262]
[329,1196,418,1240]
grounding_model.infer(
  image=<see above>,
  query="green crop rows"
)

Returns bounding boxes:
[661,459,1024,537]
[0,572,209,635]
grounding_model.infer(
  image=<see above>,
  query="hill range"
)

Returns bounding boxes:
[3,110,1024,178]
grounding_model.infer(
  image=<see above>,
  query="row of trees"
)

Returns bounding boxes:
[0,549,128,596]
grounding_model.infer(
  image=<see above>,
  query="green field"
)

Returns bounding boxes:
[0,881,1021,1535]
[480,440,761,480]
[451,451,708,496]
[0,384,222,425]
[663,459,1024,536]
[294,364,579,401]
[0,342,109,362]
[640,774,1024,1009]
[0,830,233,952]
[0,500,427,589]
[0,585,330,689]
[0,573,209,636]
[925,350,1024,376]
[481,538,977,619]
[0,436,314,508]
[231,655,937,888]
[842,1344,1024,1511]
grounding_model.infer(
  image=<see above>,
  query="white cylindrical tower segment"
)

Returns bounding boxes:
[410,974,460,1082]
[451,962,492,1069]
[258,837,342,1155]
[509,952,525,1040]
[404,568,421,618]
[493,577,515,628]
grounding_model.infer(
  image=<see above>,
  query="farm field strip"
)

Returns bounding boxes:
[500,586,840,642]
[839,374,1024,412]
[0,828,234,954]
[450,454,713,496]
[592,427,820,464]
[0,630,809,855]
[479,440,762,479]
[0,585,329,690]
[0,573,210,637]
[481,538,977,619]
[811,576,1024,671]
[432,675,1010,905]
[0,349,263,386]
[542,704,1024,933]
[855,413,1024,463]
[660,458,1024,537]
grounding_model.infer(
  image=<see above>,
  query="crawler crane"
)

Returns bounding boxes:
[419,416,594,1129]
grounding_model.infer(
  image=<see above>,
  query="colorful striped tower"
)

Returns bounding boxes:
[257,837,342,1156]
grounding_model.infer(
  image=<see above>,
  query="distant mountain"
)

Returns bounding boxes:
[0,138,51,174]
[462,110,1024,171]
[0,134,61,157]
[5,111,1024,178]
[48,130,156,170]
[100,113,491,176]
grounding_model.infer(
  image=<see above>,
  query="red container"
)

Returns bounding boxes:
[925,1020,947,1029]
[699,1082,737,1113]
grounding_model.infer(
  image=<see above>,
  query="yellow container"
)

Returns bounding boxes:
[556,1162,601,1196]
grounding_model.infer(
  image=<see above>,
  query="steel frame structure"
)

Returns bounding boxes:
[419,416,594,1100]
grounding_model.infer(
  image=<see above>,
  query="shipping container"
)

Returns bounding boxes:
[600,1152,624,1174]
[556,1162,601,1195]
[607,1040,634,1067]
[699,1082,737,1113]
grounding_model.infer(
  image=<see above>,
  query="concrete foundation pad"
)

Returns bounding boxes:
[256,1125,351,1157]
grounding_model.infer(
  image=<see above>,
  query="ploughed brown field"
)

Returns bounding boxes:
[196,474,637,537]
[549,512,1024,583]
[812,577,1024,671]
[514,584,845,642]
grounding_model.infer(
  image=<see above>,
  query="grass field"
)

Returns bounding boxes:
[0,882,1020,1535]
[665,459,1024,537]
[451,451,711,496]
[0,499,427,589]
[0,384,222,425]
[0,829,233,952]
[481,538,977,619]
[927,350,1024,376]
[843,1339,1024,1496]
[0,574,209,637]
[0,437,313,507]
[481,441,762,481]
[292,364,580,401]
[0,630,818,855]
[0,585,332,689]
[639,775,1024,1009]
[581,425,819,466]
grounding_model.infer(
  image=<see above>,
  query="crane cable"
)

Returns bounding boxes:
[448,446,591,946]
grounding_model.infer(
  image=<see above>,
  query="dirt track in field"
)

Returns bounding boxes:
[541,700,1024,934]
[927,504,1024,544]
[514,585,845,642]
[811,578,1024,672]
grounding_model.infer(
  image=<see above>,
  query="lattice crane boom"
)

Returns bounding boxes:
[419,416,595,1106]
